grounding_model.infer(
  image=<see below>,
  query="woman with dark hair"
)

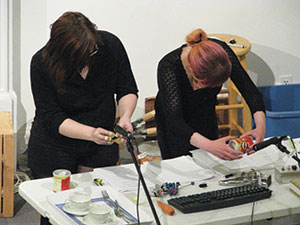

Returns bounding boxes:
[155,29,265,160]
[28,11,138,178]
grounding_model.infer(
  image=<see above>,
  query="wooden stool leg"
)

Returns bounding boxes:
[228,79,238,136]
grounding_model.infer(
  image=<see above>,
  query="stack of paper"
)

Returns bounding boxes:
[94,156,214,192]
[94,163,160,192]
[143,156,214,185]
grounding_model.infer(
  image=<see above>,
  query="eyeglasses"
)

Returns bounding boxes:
[90,44,99,57]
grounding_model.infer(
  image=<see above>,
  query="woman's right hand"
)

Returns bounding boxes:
[204,136,243,160]
[191,133,243,161]
[91,127,115,145]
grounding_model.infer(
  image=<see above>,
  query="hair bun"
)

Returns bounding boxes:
[186,29,208,46]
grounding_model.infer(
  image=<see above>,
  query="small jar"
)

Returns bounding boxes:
[53,169,71,192]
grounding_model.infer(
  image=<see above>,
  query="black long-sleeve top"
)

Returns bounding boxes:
[155,38,265,159]
[29,30,138,156]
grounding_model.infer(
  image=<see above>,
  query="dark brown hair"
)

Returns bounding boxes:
[42,11,103,90]
[186,29,232,86]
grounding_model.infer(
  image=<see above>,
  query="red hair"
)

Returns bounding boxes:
[186,29,232,86]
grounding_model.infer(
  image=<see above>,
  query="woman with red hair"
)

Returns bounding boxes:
[155,29,265,160]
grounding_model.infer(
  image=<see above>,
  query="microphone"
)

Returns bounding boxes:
[252,135,287,151]
[114,124,134,140]
[133,127,157,137]
[132,110,155,129]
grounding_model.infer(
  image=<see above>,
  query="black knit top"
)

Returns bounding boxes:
[155,38,265,159]
[29,30,138,157]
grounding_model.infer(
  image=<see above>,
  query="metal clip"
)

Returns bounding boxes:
[287,136,299,158]
[219,169,272,187]
[94,178,104,186]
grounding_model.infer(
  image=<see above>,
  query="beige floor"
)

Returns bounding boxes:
[0,193,40,225]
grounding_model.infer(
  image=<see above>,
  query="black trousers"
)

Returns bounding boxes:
[40,216,51,225]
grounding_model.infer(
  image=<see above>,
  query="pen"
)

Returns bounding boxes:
[228,43,247,48]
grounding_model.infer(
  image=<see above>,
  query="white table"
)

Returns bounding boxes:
[19,142,300,225]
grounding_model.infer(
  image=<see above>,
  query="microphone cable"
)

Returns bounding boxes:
[115,124,161,225]
[251,201,256,225]
[133,137,142,225]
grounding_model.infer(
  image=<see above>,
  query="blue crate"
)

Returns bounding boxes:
[258,84,300,138]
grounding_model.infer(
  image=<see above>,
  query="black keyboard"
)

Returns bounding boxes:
[168,184,272,213]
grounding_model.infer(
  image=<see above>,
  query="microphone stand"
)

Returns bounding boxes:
[252,135,300,166]
[125,137,161,225]
[275,142,300,166]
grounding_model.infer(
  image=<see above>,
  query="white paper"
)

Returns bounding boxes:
[94,164,161,192]
[190,144,288,175]
[94,156,214,192]
[143,156,214,184]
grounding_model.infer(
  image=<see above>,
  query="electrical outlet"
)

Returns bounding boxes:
[280,75,293,85]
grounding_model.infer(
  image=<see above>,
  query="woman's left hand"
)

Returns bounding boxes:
[241,111,266,144]
[240,126,265,144]
[118,117,134,133]
[240,126,265,155]
[115,117,134,142]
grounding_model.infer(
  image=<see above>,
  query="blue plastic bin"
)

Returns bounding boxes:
[258,84,300,138]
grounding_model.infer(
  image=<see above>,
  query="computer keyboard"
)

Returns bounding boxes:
[167,184,272,213]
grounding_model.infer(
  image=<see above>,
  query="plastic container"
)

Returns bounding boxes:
[258,84,300,138]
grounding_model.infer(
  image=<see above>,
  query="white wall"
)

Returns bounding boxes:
[16,0,300,151]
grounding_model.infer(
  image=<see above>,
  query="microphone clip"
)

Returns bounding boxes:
[114,124,135,141]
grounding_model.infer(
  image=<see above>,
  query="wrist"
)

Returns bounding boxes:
[119,115,131,124]
[190,132,211,149]
[87,127,97,142]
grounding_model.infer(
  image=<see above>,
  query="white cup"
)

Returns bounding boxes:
[65,191,91,212]
[88,202,112,223]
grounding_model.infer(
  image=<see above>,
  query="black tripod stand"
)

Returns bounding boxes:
[114,125,161,225]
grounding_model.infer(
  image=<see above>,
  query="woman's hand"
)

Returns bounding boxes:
[240,127,265,144]
[118,116,134,133]
[91,127,115,145]
[240,111,266,144]
[204,136,244,160]
[240,127,265,155]
[191,133,243,160]
[117,93,137,133]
